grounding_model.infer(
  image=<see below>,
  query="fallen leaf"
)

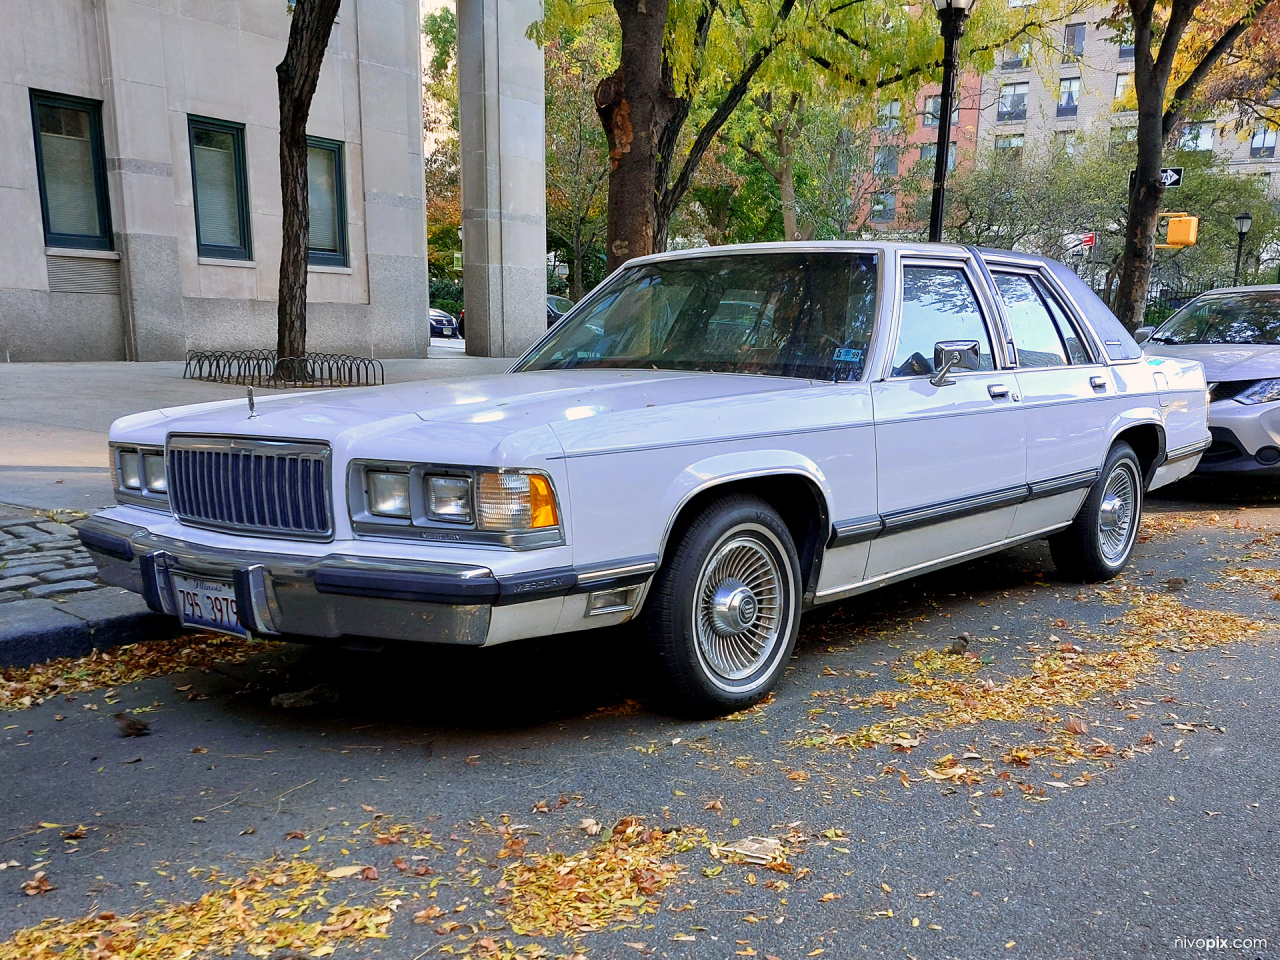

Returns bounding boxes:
[22,871,55,896]
[580,818,602,836]
[819,892,841,901]
[324,865,366,879]
[414,905,445,924]
[285,830,305,840]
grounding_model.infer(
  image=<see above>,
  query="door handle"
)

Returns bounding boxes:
[988,383,1010,398]
[1090,376,1107,391]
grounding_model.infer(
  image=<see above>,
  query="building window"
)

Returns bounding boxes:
[1118,24,1135,59]
[29,91,112,251]
[306,137,347,267]
[877,100,902,132]
[923,96,961,127]
[1053,131,1079,157]
[1250,124,1277,158]
[1114,73,1133,105]
[1001,39,1031,69]
[1057,77,1080,117]
[920,142,957,171]
[870,192,896,223]
[1179,122,1214,151]
[1063,23,1086,62]
[998,83,1028,122]
[1109,125,1137,153]
[188,116,251,261]
[873,147,899,177]
[994,134,1025,162]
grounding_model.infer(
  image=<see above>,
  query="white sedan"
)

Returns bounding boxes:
[80,243,1210,715]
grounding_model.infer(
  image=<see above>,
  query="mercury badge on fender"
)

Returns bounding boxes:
[79,242,1210,716]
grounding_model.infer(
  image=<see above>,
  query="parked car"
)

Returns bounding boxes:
[80,243,1209,716]
[548,294,575,328]
[429,307,459,339]
[1139,285,1280,474]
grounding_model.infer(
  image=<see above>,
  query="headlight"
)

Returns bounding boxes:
[427,476,472,523]
[1236,379,1280,405]
[477,472,559,530]
[142,453,167,493]
[367,471,411,517]
[118,451,141,490]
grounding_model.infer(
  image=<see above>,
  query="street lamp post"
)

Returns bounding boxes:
[1233,211,1252,286]
[927,0,976,243]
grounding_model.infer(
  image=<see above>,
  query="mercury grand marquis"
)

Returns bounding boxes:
[79,243,1210,715]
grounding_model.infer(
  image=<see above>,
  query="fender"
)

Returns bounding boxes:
[657,450,833,561]
[1104,407,1166,486]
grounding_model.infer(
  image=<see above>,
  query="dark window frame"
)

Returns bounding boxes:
[306,136,348,267]
[1057,77,1080,117]
[1062,23,1086,62]
[188,114,252,261]
[29,90,113,252]
[997,83,1028,123]
[870,191,896,223]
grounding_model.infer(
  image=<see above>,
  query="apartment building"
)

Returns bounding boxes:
[865,72,984,228]
[1,0,428,363]
[977,14,1280,193]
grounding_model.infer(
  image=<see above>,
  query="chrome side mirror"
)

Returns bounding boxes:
[1134,326,1155,344]
[930,340,981,387]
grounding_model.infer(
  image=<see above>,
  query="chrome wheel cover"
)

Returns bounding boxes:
[693,530,785,682]
[1097,460,1139,563]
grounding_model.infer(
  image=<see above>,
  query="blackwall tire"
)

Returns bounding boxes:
[1050,441,1143,583]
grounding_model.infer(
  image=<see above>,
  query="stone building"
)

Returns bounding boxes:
[976,13,1280,193]
[1,0,430,362]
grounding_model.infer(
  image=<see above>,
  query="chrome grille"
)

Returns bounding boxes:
[167,437,333,539]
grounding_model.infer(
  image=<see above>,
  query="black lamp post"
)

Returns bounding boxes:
[927,0,976,243]
[1233,211,1252,286]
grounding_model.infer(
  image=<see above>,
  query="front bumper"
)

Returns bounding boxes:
[1199,398,1280,474]
[79,515,651,647]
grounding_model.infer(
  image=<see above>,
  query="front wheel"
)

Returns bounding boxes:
[646,495,801,717]
[1050,441,1143,582]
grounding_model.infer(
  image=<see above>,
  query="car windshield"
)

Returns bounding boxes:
[515,252,878,381]
[1153,291,1280,344]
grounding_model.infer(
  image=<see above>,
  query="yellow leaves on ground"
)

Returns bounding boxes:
[502,817,695,939]
[0,858,392,960]
[800,589,1271,756]
[0,635,275,710]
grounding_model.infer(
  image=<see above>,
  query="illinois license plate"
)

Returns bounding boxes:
[171,573,245,637]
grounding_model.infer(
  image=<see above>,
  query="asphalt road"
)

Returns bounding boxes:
[2,480,1278,959]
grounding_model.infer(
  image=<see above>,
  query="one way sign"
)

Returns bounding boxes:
[1129,166,1184,190]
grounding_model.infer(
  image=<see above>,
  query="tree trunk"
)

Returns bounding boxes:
[1112,94,1166,328]
[276,0,341,371]
[596,0,675,272]
[571,220,584,301]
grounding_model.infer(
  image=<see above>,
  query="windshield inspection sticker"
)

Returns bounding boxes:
[833,348,862,362]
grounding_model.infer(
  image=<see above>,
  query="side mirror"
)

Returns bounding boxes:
[930,340,981,387]
[1134,326,1155,344]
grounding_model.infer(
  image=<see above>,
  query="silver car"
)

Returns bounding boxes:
[1140,285,1280,474]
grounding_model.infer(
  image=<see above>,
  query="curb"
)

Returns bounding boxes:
[0,588,178,669]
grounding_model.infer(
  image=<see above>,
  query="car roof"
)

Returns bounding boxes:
[1183,284,1280,298]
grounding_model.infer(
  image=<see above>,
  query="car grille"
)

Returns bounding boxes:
[167,437,333,539]
[1207,380,1258,403]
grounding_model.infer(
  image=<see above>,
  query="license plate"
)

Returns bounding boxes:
[171,574,245,637]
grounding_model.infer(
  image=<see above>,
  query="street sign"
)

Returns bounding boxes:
[1081,232,1096,249]
[1129,167,1184,191]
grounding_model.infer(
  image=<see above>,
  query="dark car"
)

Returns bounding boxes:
[430,307,459,338]
[547,294,575,328]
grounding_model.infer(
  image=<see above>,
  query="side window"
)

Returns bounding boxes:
[1036,280,1091,364]
[892,266,995,376]
[993,273,1069,367]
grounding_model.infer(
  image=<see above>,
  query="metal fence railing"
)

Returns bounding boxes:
[183,350,385,388]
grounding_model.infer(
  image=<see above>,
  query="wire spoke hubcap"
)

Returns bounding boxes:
[1097,463,1137,563]
[695,534,783,682]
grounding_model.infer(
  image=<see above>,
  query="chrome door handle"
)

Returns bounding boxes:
[1090,376,1107,391]
[988,383,1009,398]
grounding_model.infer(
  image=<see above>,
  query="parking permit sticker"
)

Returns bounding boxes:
[834,348,862,362]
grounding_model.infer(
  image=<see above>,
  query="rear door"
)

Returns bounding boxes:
[989,267,1111,537]
[866,256,1027,580]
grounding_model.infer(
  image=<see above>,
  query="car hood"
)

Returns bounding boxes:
[110,369,820,463]
[1143,342,1280,382]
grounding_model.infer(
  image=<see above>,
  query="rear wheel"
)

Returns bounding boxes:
[646,495,801,717]
[1050,441,1143,582]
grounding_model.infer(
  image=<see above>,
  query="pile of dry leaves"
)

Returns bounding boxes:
[0,858,393,959]
[0,635,275,710]
[502,816,695,939]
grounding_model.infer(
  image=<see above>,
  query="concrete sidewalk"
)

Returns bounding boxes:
[0,340,510,511]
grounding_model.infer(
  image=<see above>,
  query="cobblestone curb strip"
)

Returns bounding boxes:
[0,504,176,668]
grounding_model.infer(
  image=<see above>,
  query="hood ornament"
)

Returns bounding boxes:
[246,386,259,419]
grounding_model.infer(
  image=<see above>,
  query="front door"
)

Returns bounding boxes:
[866,259,1027,580]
